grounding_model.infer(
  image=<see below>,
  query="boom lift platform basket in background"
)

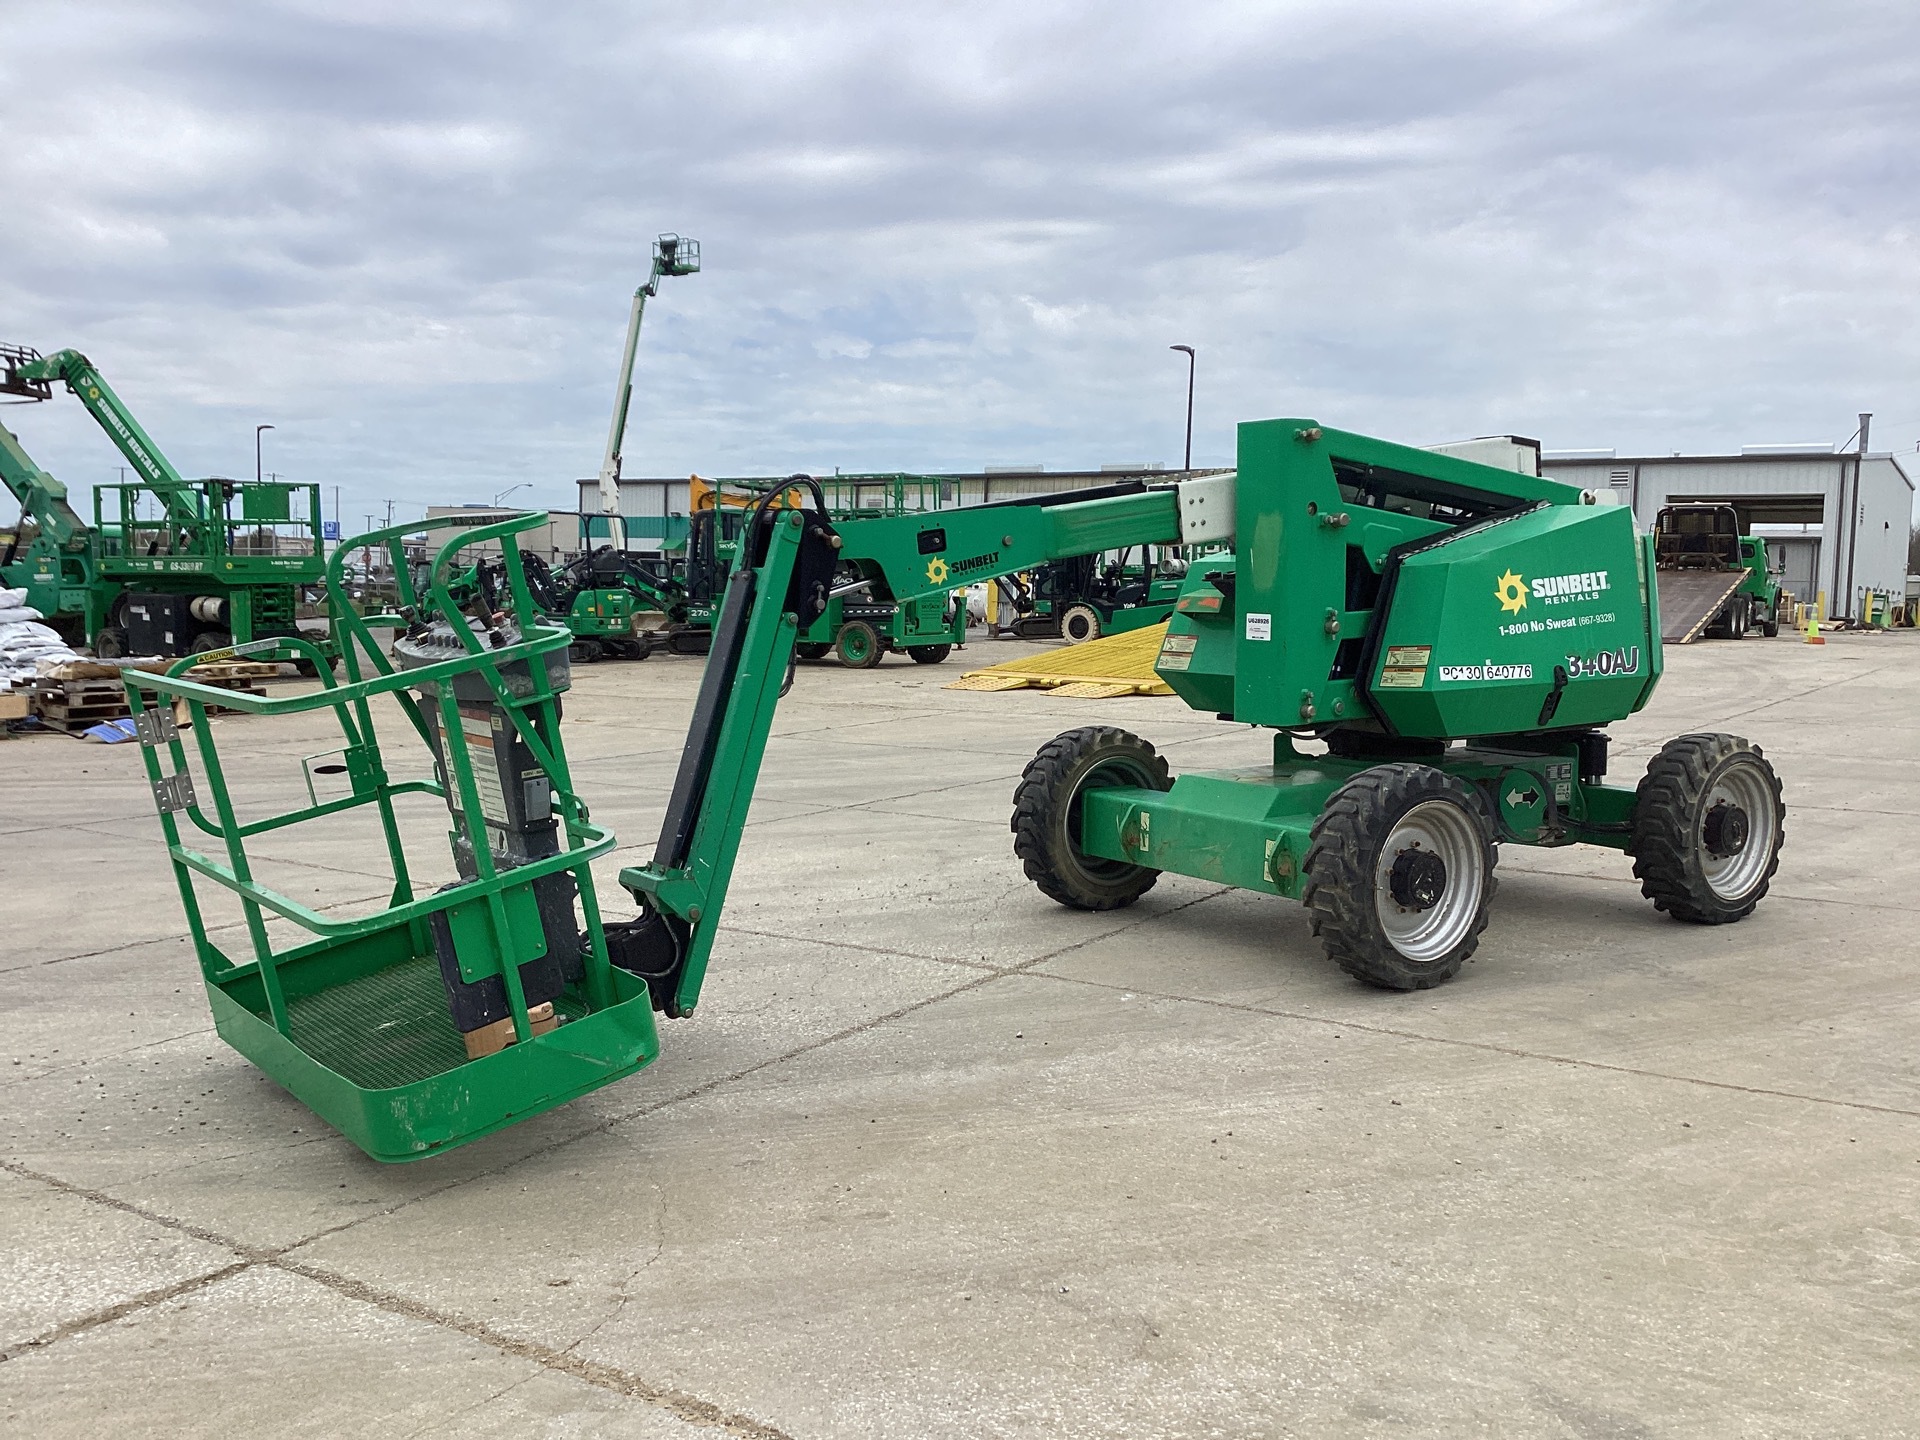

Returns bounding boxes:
[121,513,657,1162]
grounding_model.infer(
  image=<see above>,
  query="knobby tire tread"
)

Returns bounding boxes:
[1012,726,1169,911]
[1627,732,1783,924]
[1302,764,1496,992]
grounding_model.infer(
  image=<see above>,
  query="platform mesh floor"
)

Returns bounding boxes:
[278,953,592,1091]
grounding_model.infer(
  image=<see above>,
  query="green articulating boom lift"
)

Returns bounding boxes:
[0,344,332,664]
[120,419,1785,1161]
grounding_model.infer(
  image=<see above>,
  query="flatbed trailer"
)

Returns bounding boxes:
[1653,504,1782,642]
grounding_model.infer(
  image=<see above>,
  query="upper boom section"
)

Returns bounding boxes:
[833,478,1230,606]
[597,234,701,515]
[16,348,212,532]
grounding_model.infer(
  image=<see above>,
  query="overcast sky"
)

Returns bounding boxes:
[5,1,1918,527]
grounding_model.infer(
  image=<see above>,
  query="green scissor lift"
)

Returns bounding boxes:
[122,421,1787,1161]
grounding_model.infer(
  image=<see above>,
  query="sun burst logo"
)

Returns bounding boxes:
[925,557,950,585]
[1495,569,1529,614]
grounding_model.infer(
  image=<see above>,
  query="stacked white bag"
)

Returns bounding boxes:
[0,586,80,691]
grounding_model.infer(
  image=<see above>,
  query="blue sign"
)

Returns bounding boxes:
[322,521,340,540]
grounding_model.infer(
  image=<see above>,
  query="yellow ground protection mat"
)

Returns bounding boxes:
[946,621,1176,697]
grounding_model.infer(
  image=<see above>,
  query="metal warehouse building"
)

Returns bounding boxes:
[1542,422,1915,621]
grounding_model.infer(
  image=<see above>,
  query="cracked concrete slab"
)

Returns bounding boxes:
[0,1167,237,1354]
[3,630,1918,1436]
[0,1264,724,1439]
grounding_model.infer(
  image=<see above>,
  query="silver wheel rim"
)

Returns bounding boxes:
[1700,761,1776,900]
[1373,799,1486,963]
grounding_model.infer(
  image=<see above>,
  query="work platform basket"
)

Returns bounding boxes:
[122,514,660,1162]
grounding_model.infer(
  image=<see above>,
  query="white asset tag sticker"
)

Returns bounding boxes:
[1245,613,1272,641]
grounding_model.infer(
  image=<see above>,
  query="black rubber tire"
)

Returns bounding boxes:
[1060,603,1101,645]
[795,642,832,661]
[92,625,130,659]
[1012,726,1170,911]
[836,620,884,669]
[1302,764,1497,991]
[293,655,339,679]
[1759,612,1779,638]
[189,630,232,655]
[908,644,952,664]
[1628,733,1784,924]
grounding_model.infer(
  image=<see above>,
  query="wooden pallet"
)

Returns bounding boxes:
[185,661,280,681]
[28,678,131,734]
[28,672,267,733]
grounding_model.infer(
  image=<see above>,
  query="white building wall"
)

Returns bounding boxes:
[1542,453,1914,618]
[1845,456,1913,608]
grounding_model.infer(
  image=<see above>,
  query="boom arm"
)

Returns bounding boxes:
[830,481,1193,607]
[16,349,205,529]
[610,475,1224,1015]
[0,421,91,551]
[596,234,701,520]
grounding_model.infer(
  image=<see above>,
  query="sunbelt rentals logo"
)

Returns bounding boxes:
[1495,566,1609,614]
[1495,569,1529,614]
[925,557,950,585]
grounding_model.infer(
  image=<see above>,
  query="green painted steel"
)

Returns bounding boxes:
[122,416,1729,1161]
[1079,733,1641,900]
[0,345,329,657]
[123,512,651,1162]
[618,506,820,1013]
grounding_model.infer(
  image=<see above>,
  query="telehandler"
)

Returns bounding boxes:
[1,344,331,664]
[121,419,1784,1160]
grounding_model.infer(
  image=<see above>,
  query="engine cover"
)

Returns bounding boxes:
[1366,503,1659,738]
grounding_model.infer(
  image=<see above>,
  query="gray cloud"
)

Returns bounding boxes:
[5,0,1918,526]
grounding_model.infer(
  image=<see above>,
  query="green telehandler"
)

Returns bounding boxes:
[120,419,1784,1161]
[0,344,333,665]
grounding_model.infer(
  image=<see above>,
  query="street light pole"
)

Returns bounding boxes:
[255,424,275,484]
[1169,345,1195,472]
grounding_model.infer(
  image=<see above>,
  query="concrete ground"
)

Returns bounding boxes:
[2,630,1917,1438]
